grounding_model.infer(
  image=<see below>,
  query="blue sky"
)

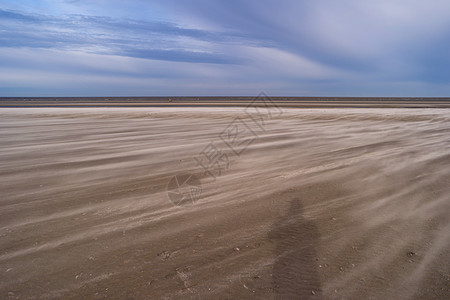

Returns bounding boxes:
[0,0,449,96]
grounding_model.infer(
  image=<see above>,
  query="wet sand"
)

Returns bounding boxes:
[0,107,449,299]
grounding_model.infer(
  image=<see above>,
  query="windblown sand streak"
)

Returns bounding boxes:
[0,107,449,299]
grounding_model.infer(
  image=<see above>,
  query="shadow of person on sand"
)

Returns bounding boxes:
[268,196,322,299]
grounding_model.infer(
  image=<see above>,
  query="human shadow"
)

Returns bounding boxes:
[268,196,322,299]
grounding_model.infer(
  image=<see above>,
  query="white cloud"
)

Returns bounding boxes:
[1,0,449,95]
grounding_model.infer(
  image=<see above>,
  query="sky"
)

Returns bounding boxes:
[0,0,449,97]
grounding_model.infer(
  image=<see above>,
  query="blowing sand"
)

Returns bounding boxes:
[0,107,449,299]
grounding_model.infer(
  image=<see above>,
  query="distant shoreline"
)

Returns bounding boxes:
[1,97,450,108]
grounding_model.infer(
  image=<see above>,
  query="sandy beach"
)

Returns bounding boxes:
[0,106,449,299]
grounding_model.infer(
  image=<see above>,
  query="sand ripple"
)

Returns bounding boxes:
[0,107,449,299]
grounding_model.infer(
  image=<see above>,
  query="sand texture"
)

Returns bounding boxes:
[0,107,449,299]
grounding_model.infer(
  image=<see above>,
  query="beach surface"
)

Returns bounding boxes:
[0,106,449,299]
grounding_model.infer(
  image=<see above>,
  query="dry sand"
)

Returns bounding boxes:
[0,107,449,299]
